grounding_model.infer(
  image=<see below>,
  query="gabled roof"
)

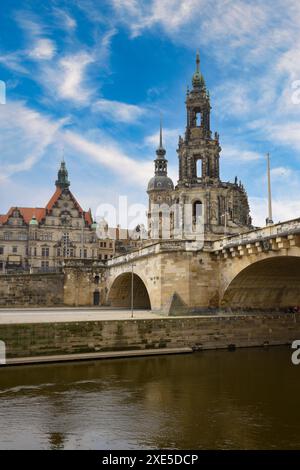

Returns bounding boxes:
[45,188,92,226]
[0,207,46,225]
[0,189,93,227]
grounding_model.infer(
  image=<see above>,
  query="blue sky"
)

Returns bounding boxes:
[1,0,300,227]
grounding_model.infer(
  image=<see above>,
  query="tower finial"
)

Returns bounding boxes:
[196,50,200,73]
[156,115,166,159]
[159,113,163,148]
[55,159,70,189]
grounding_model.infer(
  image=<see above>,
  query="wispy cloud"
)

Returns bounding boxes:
[144,128,180,147]
[63,130,153,186]
[53,52,95,103]
[52,7,77,30]
[93,98,145,123]
[250,196,300,227]
[0,101,65,180]
[221,144,262,162]
[28,38,56,60]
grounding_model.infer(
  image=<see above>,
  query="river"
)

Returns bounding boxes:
[0,346,299,449]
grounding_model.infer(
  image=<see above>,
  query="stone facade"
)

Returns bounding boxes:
[0,161,115,272]
[0,272,64,307]
[147,52,252,242]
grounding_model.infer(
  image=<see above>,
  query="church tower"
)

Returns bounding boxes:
[146,52,252,242]
[147,119,174,239]
[178,51,220,186]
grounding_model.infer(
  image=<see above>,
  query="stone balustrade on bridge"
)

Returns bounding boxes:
[212,218,300,259]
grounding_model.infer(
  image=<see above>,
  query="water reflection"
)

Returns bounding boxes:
[0,347,299,449]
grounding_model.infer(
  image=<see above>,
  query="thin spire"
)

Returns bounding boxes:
[159,113,163,148]
[266,153,273,225]
[196,50,200,73]
[155,114,166,160]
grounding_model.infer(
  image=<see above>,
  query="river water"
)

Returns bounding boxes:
[0,346,299,449]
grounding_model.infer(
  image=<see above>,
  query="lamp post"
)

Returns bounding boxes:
[266,153,273,226]
[131,263,136,318]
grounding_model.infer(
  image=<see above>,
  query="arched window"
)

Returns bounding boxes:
[196,159,202,178]
[193,200,202,219]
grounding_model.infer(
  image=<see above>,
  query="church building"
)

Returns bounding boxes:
[147,52,252,241]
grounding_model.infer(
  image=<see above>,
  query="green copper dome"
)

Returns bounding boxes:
[91,221,98,230]
[192,51,206,89]
[29,215,38,226]
[55,160,70,189]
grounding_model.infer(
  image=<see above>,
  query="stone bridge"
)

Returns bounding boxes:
[213,218,300,310]
[53,218,300,314]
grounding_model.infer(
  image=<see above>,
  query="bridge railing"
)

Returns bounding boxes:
[107,240,194,266]
[213,217,300,251]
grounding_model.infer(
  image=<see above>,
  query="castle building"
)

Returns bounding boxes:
[0,161,115,272]
[147,52,252,241]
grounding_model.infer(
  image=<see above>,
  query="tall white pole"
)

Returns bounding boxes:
[266,153,273,225]
[131,263,134,318]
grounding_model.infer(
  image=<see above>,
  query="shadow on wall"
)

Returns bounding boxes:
[221,256,300,310]
[107,273,151,309]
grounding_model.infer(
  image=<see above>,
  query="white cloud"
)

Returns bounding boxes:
[144,128,180,147]
[0,101,65,180]
[52,7,77,30]
[28,39,56,60]
[63,130,153,187]
[38,51,95,104]
[214,82,253,118]
[93,99,145,123]
[250,120,300,152]
[221,145,261,162]
[250,196,300,227]
[0,52,28,74]
[58,52,94,102]
[271,166,292,179]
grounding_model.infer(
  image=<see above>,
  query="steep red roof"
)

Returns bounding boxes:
[45,188,93,227]
[84,209,92,226]
[0,189,93,228]
[46,187,62,211]
[0,207,46,225]
[0,187,93,226]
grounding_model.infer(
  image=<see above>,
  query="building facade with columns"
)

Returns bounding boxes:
[147,53,252,241]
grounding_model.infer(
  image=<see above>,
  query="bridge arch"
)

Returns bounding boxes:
[221,256,300,310]
[107,272,151,309]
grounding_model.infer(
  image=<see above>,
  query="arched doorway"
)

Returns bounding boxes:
[222,256,300,310]
[93,290,100,306]
[108,273,151,309]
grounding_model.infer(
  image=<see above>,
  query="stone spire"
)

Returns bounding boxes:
[154,116,167,175]
[192,50,205,90]
[147,118,174,192]
[155,115,166,161]
[55,160,70,189]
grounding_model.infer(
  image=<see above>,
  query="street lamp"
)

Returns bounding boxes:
[131,263,136,318]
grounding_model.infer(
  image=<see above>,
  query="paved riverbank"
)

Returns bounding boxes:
[0,307,161,324]
[0,312,299,365]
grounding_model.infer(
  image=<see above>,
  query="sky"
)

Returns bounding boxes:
[0,0,300,227]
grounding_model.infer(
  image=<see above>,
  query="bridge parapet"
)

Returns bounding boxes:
[107,240,199,267]
[213,218,300,260]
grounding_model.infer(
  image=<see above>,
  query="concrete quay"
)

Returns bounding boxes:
[0,310,299,366]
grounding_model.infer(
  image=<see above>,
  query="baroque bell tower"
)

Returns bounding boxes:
[178,51,220,186]
[146,51,252,242]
